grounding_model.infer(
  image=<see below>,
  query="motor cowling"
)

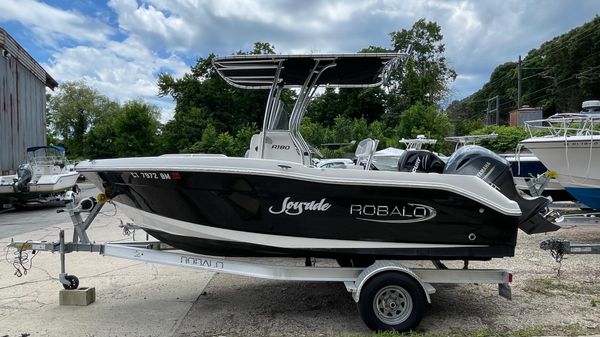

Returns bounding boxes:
[15,163,32,192]
[397,150,446,174]
[443,145,560,234]
[443,146,516,197]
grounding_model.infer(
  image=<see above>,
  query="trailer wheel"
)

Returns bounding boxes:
[63,275,79,290]
[358,272,425,332]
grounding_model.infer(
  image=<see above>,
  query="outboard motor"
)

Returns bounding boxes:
[444,145,560,234]
[397,150,446,173]
[15,163,33,192]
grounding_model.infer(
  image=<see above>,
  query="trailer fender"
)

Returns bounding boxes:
[350,261,433,303]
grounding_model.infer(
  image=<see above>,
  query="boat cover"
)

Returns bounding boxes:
[27,145,65,152]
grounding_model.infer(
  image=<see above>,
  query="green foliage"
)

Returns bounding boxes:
[183,123,218,153]
[182,122,242,156]
[458,16,600,120]
[301,117,327,149]
[47,81,119,157]
[84,117,117,159]
[385,19,457,124]
[398,102,453,152]
[307,88,387,126]
[234,123,260,157]
[161,107,211,153]
[46,80,162,159]
[111,100,161,157]
[84,99,162,159]
[301,104,453,158]
[470,126,528,153]
[454,119,486,138]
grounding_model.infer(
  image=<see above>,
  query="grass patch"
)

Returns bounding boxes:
[523,277,588,295]
[591,297,600,307]
[341,324,599,337]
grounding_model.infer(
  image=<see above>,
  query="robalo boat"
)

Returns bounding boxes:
[76,53,561,264]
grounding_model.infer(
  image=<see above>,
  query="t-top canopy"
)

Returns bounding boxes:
[212,53,406,89]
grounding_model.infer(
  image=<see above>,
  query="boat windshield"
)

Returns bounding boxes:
[26,147,68,166]
[267,99,290,131]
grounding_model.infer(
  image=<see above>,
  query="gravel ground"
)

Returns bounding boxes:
[174,224,600,337]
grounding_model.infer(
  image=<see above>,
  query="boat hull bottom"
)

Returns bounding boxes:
[564,187,600,211]
[145,229,515,261]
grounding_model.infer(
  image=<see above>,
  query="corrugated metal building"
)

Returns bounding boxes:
[0,27,57,174]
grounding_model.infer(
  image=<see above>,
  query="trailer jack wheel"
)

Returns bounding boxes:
[357,272,425,332]
[62,275,79,290]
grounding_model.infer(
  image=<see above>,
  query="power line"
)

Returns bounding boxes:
[462,22,599,107]
[527,82,581,103]
[522,20,600,66]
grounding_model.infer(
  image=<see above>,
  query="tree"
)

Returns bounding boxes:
[470,125,528,153]
[111,100,162,157]
[459,16,600,120]
[158,42,282,153]
[161,107,211,153]
[386,19,457,124]
[47,81,119,157]
[397,102,452,152]
[234,123,260,156]
[306,47,390,126]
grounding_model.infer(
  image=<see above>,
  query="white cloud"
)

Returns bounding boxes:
[0,0,113,46]
[3,0,598,119]
[44,37,189,123]
[108,0,197,53]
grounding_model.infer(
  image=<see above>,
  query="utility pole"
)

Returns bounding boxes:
[486,96,499,125]
[496,95,500,124]
[517,55,522,109]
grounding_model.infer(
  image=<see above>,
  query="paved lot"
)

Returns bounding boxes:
[0,205,213,337]
[0,183,101,239]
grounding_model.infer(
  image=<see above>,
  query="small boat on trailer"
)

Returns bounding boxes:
[0,146,79,208]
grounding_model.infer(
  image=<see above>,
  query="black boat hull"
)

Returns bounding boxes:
[97,170,520,260]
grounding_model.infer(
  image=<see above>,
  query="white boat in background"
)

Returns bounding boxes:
[372,147,404,170]
[0,146,79,206]
[315,158,355,169]
[445,133,497,152]
[521,100,600,210]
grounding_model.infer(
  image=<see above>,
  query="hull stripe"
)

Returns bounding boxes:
[117,202,490,250]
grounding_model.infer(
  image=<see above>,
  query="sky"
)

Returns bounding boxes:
[0,0,597,122]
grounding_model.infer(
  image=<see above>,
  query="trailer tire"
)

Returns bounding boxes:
[357,272,425,332]
[63,275,79,290]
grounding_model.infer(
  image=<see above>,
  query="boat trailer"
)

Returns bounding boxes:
[7,196,513,332]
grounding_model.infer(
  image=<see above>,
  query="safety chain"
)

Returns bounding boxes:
[540,238,565,276]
